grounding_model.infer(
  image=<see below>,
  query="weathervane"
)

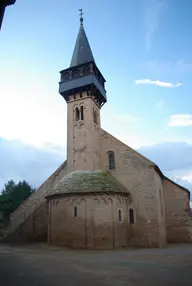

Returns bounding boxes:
[79,8,83,24]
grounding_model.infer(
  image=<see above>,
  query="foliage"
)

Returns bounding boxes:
[0,180,35,225]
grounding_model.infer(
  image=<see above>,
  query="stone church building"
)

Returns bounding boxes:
[3,15,192,249]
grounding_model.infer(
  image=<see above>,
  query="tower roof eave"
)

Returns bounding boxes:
[60,60,106,83]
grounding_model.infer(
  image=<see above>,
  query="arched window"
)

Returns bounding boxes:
[82,65,90,76]
[93,109,97,124]
[80,106,84,120]
[75,107,80,121]
[129,208,134,224]
[72,68,80,78]
[118,209,122,222]
[74,206,77,218]
[62,72,70,81]
[108,151,115,170]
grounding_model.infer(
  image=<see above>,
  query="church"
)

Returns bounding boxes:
[3,14,192,249]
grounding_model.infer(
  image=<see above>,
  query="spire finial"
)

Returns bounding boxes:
[79,8,83,25]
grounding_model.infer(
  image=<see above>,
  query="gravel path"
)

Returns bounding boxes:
[0,243,192,286]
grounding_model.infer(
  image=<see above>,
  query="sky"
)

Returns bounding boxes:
[0,0,192,201]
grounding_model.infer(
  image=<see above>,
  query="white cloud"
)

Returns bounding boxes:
[0,69,67,148]
[117,135,154,149]
[135,79,183,88]
[139,141,192,196]
[168,114,192,127]
[101,108,149,149]
[181,173,192,183]
[144,0,167,52]
[156,100,164,109]
[0,137,64,191]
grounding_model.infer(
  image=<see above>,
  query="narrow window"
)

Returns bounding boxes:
[62,72,70,81]
[72,68,80,78]
[80,106,84,120]
[75,107,80,121]
[159,189,164,216]
[93,109,97,124]
[82,65,90,76]
[129,208,134,224]
[74,206,77,218]
[118,209,122,222]
[108,151,115,170]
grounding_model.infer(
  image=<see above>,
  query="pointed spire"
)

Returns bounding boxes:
[70,9,95,67]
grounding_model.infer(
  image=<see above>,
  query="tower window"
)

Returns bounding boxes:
[72,68,80,78]
[93,109,97,124]
[74,206,78,218]
[75,107,80,121]
[62,71,70,81]
[129,208,134,224]
[80,106,84,120]
[108,151,115,170]
[82,65,90,76]
[159,189,164,216]
[118,209,123,222]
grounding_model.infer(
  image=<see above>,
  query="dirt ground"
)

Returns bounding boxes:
[0,243,192,286]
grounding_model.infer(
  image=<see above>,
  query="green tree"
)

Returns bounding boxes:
[0,180,35,224]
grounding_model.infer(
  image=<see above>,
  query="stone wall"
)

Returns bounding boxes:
[6,201,48,242]
[3,161,68,241]
[48,193,131,249]
[99,129,167,247]
[163,178,192,243]
[67,91,101,173]
[153,170,167,246]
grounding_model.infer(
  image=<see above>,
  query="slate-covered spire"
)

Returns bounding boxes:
[70,9,95,67]
[0,0,16,30]
[59,10,107,107]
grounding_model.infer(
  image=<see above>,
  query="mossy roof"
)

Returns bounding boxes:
[46,170,129,198]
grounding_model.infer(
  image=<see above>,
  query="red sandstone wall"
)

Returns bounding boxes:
[99,129,166,248]
[48,194,131,249]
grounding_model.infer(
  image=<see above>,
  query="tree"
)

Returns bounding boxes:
[0,180,35,224]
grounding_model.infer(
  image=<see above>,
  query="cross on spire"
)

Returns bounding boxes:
[79,8,83,25]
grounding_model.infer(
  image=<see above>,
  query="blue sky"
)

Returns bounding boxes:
[0,0,192,195]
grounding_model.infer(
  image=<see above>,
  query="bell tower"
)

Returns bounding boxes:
[59,10,107,173]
